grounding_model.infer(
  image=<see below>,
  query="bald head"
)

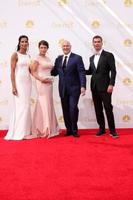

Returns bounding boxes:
[61,40,71,55]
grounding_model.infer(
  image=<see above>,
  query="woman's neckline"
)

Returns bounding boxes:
[18,51,27,55]
[38,54,47,58]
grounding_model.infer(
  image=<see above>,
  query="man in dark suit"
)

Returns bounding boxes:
[51,40,86,137]
[86,35,119,138]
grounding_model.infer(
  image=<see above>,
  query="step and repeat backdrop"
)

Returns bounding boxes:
[0,0,133,129]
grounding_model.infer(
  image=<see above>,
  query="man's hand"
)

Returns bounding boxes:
[80,87,86,96]
[107,85,113,93]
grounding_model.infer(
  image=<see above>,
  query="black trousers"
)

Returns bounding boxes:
[61,91,80,134]
[92,91,116,132]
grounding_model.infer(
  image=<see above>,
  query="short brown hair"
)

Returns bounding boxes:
[38,40,49,48]
[93,35,103,42]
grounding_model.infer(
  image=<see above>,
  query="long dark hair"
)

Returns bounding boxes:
[17,35,29,51]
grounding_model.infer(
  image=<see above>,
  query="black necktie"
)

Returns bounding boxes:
[62,56,67,72]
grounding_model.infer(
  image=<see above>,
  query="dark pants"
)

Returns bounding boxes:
[61,91,80,134]
[92,91,115,132]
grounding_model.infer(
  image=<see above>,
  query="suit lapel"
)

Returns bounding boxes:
[67,53,73,70]
[91,55,97,71]
[59,53,73,73]
[96,50,104,70]
[59,55,64,72]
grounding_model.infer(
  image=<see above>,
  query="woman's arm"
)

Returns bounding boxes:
[11,53,18,95]
[31,60,42,81]
[31,60,52,83]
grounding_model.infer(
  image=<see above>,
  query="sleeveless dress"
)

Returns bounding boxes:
[32,55,60,138]
[5,52,32,140]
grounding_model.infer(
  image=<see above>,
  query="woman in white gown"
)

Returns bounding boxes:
[4,35,32,140]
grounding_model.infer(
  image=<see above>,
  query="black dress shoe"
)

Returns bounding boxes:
[64,132,72,136]
[109,131,119,138]
[72,132,80,137]
[96,129,105,137]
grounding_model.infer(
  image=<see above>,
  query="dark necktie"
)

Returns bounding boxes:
[62,56,67,72]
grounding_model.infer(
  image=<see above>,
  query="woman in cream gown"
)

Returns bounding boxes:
[31,40,60,138]
[5,35,32,140]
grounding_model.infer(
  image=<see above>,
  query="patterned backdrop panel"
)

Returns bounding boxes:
[0,0,133,129]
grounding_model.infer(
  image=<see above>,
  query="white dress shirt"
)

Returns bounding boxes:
[94,49,103,69]
[62,52,71,67]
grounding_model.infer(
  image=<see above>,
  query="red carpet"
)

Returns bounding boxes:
[0,129,133,200]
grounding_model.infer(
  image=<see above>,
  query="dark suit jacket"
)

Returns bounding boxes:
[86,50,116,92]
[51,52,86,98]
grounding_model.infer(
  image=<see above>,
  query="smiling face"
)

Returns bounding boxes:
[39,44,48,56]
[61,40,71,55]
[19,37,29,51]
[93,37,103,52]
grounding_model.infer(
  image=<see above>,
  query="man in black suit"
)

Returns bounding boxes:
[51,40,86,137]
[86,35,119,138]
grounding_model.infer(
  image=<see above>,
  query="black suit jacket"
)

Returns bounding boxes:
[51,53,86,98]
[86,50,116,92]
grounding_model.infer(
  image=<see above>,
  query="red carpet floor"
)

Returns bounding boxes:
[0,129,133,200]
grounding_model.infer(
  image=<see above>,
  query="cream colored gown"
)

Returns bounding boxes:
[5,52,32,140]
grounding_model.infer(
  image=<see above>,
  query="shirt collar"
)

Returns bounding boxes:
[63,52,71,58]
[95,49,103,55]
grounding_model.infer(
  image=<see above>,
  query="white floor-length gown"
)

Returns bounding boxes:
[5,52,32,140]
